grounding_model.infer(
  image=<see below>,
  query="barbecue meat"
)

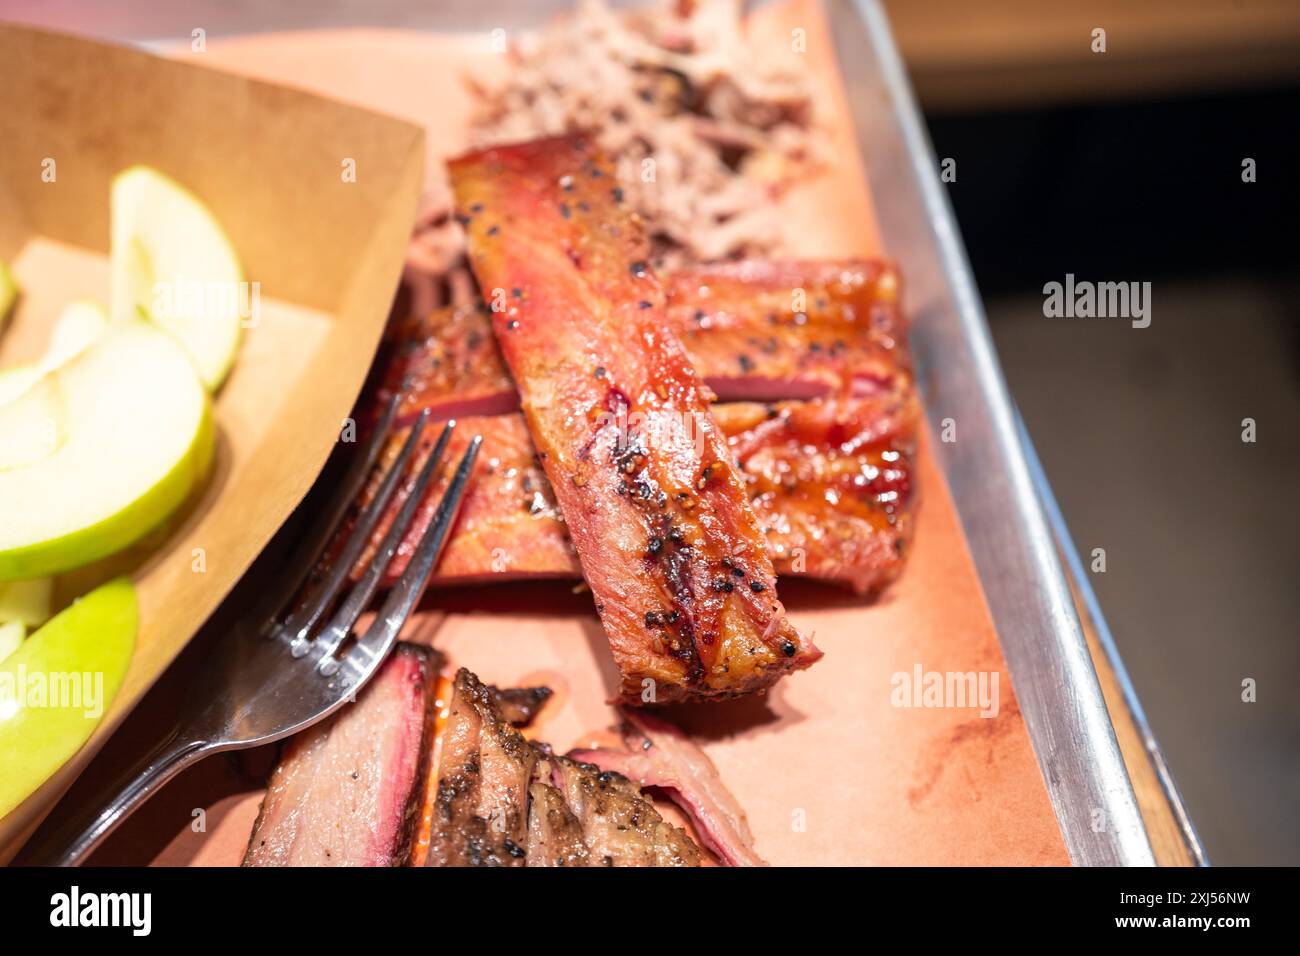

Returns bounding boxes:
[243,644,440,867]
[449,133,819,704]
[359,395,917,595]
[425,667,701,867]
[571,710,766,867]
[663,259,909,402]
[489,684,554,727]
[524,771,591,867]
[357,413,575,586]
[426,668,536,866]
[545,754,701,867]
[717,395,919,595]
[380,303,518,423]
[381,257,907,416]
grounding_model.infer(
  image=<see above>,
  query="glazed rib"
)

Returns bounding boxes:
[357,413,576,586]
[449,134,819,703]
[360,395,916,595]
[378,258,907,420]
[663,259,909,401]
[379,303,519,424]
[716,395,918,595]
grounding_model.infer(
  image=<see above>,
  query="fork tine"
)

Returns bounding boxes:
[251,394,400,630]
[335,435,483,680]
[281,408,431,647]
[310,421,456,667]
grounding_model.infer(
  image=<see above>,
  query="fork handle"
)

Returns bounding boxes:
[18,732,215,867]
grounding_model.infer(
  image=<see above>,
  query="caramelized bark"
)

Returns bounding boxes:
[449,134,819,703]
[357,398,916,594]
[716,395,919,595]
[356,414,575,586]
[379,303,518,423]
[663,259,909,401]
[425,668,535,867]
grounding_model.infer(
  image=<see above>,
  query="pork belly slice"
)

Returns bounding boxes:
[663,259,909,402]
[717,394,919,595]
[425,668,537,866]
[356,413,576,587]
[379,303,519,423]
[449,133,819,704]
[243,644,440,867]
[571,710,766,867]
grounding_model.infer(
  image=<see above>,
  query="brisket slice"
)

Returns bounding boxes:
[542,754,701,867]
[449,133,818,704]
[243,644,440,867]
[489,684,554,727]
[571,710,766,867]
[425,668,537,867]
[424,667,701,867]
[524,771,591,867]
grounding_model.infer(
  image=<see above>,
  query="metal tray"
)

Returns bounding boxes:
[3,0,1192,866]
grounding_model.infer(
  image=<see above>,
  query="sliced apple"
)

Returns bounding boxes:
[0,374,65,469]
[0,260,17,331]
[0,577,137,818]
[0,363,41,407]
[0,578,53,628]
[112,166,244,390]
[0,301,108,409]
[45,299,108,369]
[0,320,214,581]
[0,621,23,664]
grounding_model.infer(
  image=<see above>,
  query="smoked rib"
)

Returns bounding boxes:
[359,396,917,596]
[663,259,909,402]
[376,258,908,421]
[448,134,820,703]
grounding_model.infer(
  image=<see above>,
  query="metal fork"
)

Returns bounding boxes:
[21,396,481,866]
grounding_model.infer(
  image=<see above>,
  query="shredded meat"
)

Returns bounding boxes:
[404,0,822,305]
[471,0,820,268]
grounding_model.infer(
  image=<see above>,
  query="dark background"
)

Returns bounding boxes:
[926,86,1299,865]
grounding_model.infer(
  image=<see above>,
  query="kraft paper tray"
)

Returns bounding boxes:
[2,0,1199,866]
[0,22,424,860]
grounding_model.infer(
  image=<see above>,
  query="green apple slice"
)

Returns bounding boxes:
[0,576,137,818]
[112,166,244,391]
[0,260,17,331]
[0,363,42,408]
[45,299,108,368]
[0,578,53,628]
[0,621,23,663]
[0,301,108,409]
[0,320,214,581]
[0,374,65,469]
